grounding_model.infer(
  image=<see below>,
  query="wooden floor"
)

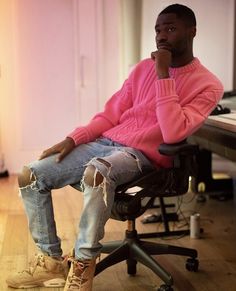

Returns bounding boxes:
[0,175,236,291]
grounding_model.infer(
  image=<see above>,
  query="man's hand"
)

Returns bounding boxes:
[39,137,76,162]
[151,49,172,79]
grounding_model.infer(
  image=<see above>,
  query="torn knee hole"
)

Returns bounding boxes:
[129,152,138,160]
[83,165,104,187]
[18,166,35,188]
[96,158,111,168]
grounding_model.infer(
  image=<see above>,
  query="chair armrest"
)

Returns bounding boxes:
[159,141,199,156]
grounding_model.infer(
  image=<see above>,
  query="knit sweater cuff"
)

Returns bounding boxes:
[155,78,176,98]
[67,127,89,146]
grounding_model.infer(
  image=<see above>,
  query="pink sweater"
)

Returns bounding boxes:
[68,58,223,167]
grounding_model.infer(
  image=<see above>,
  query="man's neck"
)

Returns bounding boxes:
[171,53,194,68]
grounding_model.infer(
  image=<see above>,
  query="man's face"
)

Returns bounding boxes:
[155,13,195,58]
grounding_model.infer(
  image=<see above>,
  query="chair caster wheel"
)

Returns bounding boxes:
[186,258,199,272]
[157,284,174,291]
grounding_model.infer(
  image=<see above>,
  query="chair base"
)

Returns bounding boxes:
[138,227,204,239]
[138,228,190,239]
[95,228,198,287]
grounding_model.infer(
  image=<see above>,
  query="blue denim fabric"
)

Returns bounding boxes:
[19,138,154,259]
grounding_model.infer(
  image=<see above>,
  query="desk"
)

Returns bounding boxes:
[188,113,236,196]
[189,115,236,162]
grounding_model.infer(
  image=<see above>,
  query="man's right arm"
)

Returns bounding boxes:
[151,49,171,79]
[39,137,75,162]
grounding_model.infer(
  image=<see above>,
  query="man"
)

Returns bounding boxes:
[6,3,223,291]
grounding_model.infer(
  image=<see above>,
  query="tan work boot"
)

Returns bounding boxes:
[6,253,69,288]
[64,257,96,291]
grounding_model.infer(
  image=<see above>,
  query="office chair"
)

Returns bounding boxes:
[95,141,199,291]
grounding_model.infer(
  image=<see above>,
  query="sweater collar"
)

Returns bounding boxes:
[169,57,200,77]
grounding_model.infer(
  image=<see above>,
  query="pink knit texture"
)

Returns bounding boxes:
[68,58,223,167]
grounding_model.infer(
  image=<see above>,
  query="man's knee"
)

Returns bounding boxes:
[83,165,104,187]
[18,166,35,188]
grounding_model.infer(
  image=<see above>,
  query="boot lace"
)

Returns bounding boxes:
[20,254,46,276]
[67,258,90,289]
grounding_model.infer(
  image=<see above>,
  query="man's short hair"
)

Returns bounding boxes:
[159,3,196,27]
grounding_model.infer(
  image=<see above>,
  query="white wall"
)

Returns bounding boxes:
[0,0,78,173]
[0,0,19,173]
[15,0,77,149]
[141,0,235,91]
[119,0,142,79]
[0,0,121,173]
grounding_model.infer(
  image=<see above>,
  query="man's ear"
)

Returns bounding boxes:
[190,26,196,38]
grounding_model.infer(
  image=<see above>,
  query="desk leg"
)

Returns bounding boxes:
[191,149,233,200]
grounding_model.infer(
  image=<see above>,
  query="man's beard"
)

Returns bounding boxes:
[171,39,189,57]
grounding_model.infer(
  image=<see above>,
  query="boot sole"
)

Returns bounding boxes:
[7,278,66,288]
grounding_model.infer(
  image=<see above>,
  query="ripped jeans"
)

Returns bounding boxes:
[19,138,154,260]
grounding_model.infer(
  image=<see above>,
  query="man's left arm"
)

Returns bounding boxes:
[156,83,224,143]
